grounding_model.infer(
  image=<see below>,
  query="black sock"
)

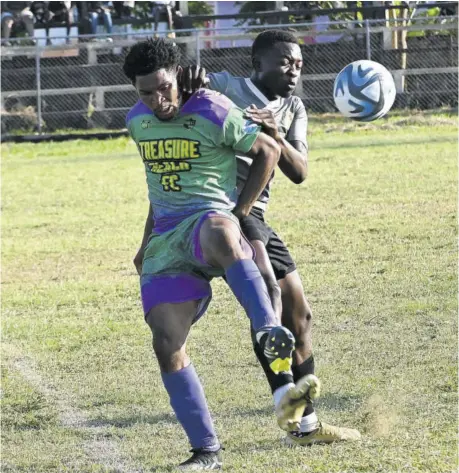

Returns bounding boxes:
[292,356,315,416]
[292,355,315,381]
[251,329,294,393]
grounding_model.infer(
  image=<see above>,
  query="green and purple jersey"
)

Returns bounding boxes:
[126,89,261,233]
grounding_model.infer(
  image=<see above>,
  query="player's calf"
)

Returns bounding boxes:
[145,303,221,461]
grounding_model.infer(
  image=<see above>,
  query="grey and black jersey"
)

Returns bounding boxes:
[208,71,308,211]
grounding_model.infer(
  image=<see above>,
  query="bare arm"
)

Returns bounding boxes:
[133,204,154,275]
[245,105,308,184]
[233,132,281,218]
[276,137,308,184]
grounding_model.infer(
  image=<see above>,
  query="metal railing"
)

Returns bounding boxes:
[1,16,457,135]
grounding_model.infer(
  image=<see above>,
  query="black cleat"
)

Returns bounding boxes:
[262,326,296,374]
[177,448,223,470]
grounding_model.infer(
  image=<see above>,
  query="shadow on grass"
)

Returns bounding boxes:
[85,405,274,430]
[85,412,177,428]
[86,392,363,430]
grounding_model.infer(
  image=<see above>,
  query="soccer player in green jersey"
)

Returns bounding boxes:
[137,30,361,449]
[124,38,320,470]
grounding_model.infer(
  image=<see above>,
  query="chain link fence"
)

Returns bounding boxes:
[1,16,457,135]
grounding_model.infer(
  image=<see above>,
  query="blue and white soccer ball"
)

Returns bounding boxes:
[333,60,396,122]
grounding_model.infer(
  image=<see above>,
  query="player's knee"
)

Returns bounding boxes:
[299,306,313,333]
[152,332,186,371]
[151,323,181,350]
[200,218,245,266]
[303,304,313,323]
[146,313,184,357]
[155,347,187,373]
[284,305,313,339]
[202,218,238,246]
[291,308,313,353]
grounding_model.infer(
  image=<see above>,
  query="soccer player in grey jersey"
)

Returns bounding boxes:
[208,59,308,208]
[187,29,360,446]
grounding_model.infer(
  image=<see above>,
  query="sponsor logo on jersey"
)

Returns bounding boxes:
[141,119,154,129]
[184,118,196,129]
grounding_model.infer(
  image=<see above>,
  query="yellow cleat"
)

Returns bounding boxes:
[286,421,362,446]
[275,374,321,432]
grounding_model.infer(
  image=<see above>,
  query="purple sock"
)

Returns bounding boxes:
[225,259,277,331]
[161,364,220,451]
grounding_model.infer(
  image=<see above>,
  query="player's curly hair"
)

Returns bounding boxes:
[251,29,299,58]
[123,37,181,83]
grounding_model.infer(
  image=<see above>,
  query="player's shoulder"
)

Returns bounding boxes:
[180,89,237,128]
[285,94,306,112]
[208,70,245,92]
[208,70,232,80]
[208,70,239,84]
[126,100,153,127]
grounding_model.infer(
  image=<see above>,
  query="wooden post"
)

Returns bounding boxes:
[178,1,188,16]
[95,88,105,111]
[384,3,393,50]
[391,7,398,49]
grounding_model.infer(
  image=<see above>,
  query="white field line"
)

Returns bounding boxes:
[8,349,142,473]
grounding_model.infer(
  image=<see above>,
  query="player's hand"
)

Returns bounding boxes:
[244,105,281,142]
[179,65,209,104]
[133,248,144,276]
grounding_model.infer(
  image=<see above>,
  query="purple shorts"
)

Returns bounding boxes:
[141,273,212,324]
[140,210,255,323]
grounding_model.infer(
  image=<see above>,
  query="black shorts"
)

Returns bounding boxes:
[240,207,296,281]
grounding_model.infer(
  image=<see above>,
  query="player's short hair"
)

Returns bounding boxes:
[123,37,180,83]
[251,29,299,58]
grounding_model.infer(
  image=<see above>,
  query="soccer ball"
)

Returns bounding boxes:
[333,60,396,122]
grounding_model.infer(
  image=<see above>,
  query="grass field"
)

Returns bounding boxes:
[2,115,458,473]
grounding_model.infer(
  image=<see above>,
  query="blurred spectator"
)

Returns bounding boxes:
[440,3,457,16]
[1,1,35,45]
[113,1,135,19]
[172,8,193,36]
[87,2,113,40]
[31,1,50,24]
[48,1,72,40]
[31,1,72,44]
[151,1,173,35]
